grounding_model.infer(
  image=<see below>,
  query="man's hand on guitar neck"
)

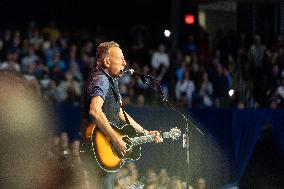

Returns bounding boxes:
[145,130,164,143]
[111,131,163,158]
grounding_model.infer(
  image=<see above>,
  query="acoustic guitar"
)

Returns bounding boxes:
[83,122,181,172]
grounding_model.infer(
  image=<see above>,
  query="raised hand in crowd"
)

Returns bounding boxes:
[43,132,90,189]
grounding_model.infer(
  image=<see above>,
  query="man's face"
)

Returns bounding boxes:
[106,47,126,78]
[197,178,206,189]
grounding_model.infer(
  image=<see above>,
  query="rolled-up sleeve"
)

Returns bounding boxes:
[87,75,109,100]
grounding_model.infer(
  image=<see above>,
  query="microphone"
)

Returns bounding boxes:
[124,69,155,79]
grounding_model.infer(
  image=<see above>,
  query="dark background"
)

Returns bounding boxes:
[0,0,171,31]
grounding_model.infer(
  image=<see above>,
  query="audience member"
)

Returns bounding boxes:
[0,70,89,189]
[196,177,207,189]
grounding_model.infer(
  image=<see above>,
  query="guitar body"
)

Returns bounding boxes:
[85,122,141,172]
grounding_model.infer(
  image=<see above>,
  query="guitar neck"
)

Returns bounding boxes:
[130,132,171,146]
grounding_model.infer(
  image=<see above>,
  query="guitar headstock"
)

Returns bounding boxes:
[169,127,181,140]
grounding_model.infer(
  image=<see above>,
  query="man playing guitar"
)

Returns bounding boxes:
[81,41,162,189]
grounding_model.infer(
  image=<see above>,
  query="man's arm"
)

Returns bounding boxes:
[89,96,127,156]
[119,107,163,143]
[118,107,145,134]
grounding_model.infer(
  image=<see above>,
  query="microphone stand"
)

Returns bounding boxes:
[139,76,204,189]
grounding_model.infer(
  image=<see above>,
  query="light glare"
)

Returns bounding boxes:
[228,89,235,97]
[164,29,171,37]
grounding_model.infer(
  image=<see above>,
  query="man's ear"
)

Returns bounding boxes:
[103,57,110,68]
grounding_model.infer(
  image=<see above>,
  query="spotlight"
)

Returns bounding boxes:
[228,89,235,97]
[164,29,171,38]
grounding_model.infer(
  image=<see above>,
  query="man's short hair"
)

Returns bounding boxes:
[95,41,120,66]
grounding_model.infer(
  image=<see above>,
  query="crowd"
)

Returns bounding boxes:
[0,69,208,189]
[0,21,283,109]
[113,161,207,189]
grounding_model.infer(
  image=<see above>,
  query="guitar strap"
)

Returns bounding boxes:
[98,67,131,125]
[121,105,130,125]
